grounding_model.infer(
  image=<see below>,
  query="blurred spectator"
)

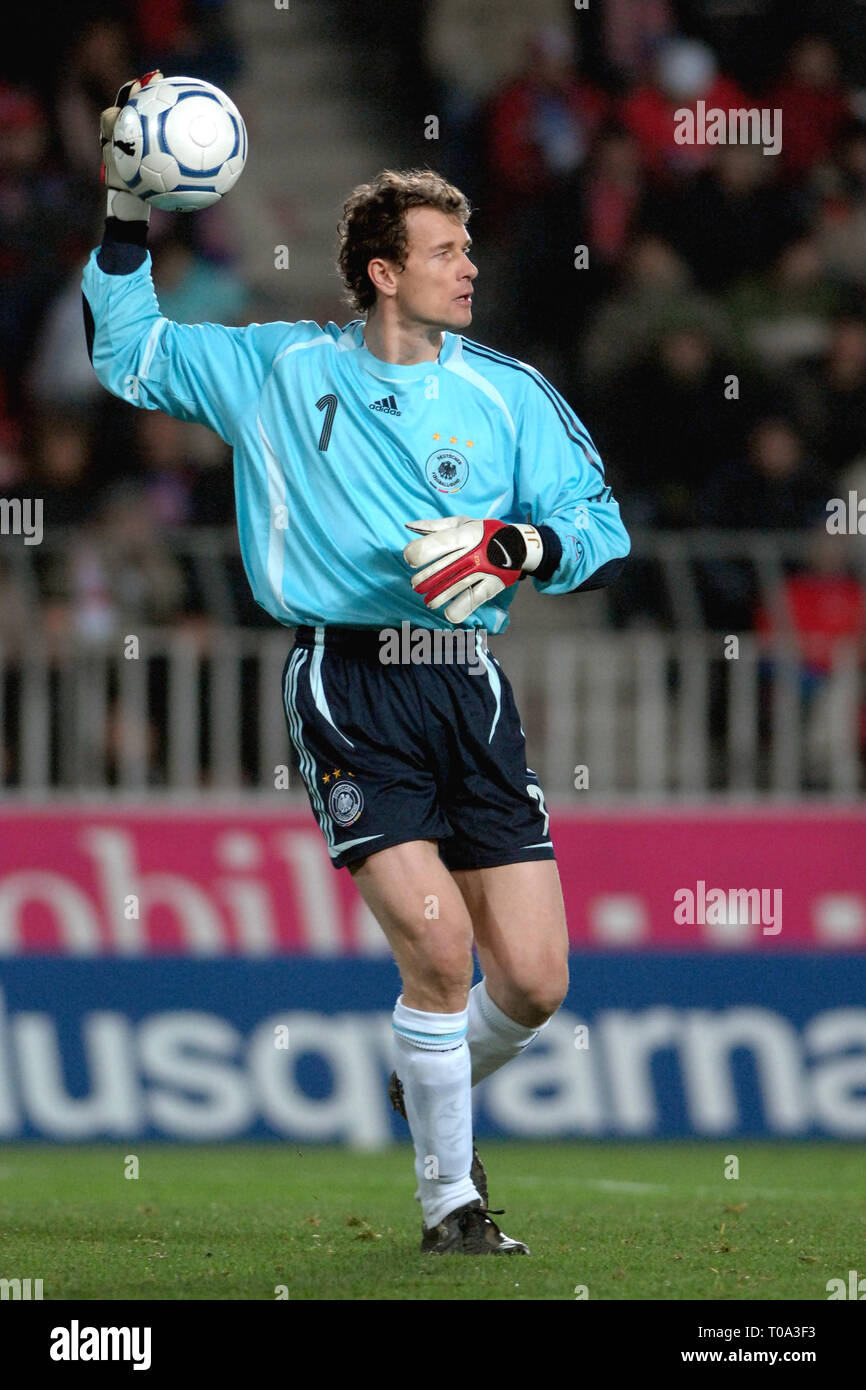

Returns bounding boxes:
[601,0,674,85]
[137,409,234,526]
[753,523,866,785]
[755,525,865,676]
[34,409,97,528]
[28,271,107,411]
[767,36,850,185]
[43,483,190,645]
[816,119,866,288]
[486,24,608,208]
[138,412,192,526]
[810,0,866,93]
[793,314,866,476]
[0,369,23,489]
[580,234,733,388]
[598,323,749,527]
[670,0,791,94]
[136,0,193,55]
[645,144,807,293]
[135,1,242,90]
[696,416,829,630]
[484,24,608,355]
[698,416,827,530]
[579,125,644,275]
[55,19,132,176]
[0,84,92,405]
[724,236,840,372]
[424,0,548,111]
[619,37,748,181]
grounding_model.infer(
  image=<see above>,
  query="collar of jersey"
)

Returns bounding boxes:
[343,321,460,380]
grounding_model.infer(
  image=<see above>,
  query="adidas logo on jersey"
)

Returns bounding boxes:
[369,394,401,416]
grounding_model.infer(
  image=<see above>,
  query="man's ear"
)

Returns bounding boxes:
[366,257,399,298]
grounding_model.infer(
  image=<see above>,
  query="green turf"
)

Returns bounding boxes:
[0,1142,863,1300]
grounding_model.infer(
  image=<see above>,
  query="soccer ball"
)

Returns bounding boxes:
[112,76,247,212]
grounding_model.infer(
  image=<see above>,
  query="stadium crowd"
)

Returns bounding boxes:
[1,0,865,656]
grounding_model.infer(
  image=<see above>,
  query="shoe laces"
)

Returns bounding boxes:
[458,1203,505,1234]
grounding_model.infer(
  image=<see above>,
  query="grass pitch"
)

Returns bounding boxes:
[0,1142,862,1301]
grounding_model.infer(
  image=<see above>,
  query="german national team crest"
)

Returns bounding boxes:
[425,448,469,494]
[328,778,364,827]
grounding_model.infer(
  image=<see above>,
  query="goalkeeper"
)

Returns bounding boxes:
[85,74,630,1256]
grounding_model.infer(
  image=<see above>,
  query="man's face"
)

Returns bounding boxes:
[382,206,477,330]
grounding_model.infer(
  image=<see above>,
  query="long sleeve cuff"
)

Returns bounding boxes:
[96,217,149,274]
[533,524,563,583]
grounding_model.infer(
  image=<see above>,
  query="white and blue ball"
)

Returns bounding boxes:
[113,75,247,212]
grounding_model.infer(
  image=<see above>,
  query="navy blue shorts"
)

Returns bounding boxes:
[281,625,555,872]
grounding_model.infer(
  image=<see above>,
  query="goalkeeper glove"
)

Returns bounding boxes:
[404,516,547,623]
[100,70,163,221]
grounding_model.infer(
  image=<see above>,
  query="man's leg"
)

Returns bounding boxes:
[350,838,481,1227]
[453,859,570,1085]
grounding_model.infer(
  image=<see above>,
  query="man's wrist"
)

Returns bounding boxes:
[103,217,149,245]
[97,216,149,274]
[494,522,561,583]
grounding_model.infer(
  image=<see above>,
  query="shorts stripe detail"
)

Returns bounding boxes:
[283,649,334,852]
[309,640,355,749]
[285,646,384,864]
[522,841,554,849]
[326,831,385,860]
[476,634,502,743]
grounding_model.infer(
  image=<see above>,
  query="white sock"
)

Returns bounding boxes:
[467,978,543,1086]
[392,996,480,1228]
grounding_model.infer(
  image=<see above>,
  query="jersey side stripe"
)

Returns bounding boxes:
[256,414,293,619]
[462,341,605,478]
[465,340,604,474]
[139,317,167,379]
[462,335,591,439]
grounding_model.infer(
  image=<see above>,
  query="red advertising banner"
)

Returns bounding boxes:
[0,804,863,954]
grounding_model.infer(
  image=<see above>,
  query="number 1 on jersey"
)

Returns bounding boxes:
[316,394,338,451]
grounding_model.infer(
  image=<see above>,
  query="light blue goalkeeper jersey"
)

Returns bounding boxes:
[82,248,630,632]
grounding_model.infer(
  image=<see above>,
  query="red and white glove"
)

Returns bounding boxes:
[404,516,546,623]
[100,70,163,221]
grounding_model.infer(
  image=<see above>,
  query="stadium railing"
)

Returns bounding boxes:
[1,527,863,796]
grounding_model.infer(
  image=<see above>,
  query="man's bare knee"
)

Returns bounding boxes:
[490,965,569,1028]
[348,840,475,1012]
[403,936,474,1012]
